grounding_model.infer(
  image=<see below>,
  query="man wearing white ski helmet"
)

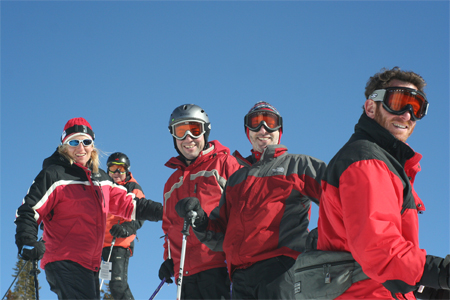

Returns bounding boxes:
[158,104,241,299]
[175,101,326,299]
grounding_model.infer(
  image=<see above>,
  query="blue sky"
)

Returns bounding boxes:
[1,1,449,299]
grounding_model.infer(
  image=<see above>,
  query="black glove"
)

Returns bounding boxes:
[110,222,136,238]
[158,258,174,283]
[175,197,208,230]
[418,255,450,291]
[18,240,46,261]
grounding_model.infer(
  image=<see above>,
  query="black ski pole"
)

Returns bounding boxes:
[30,259,40,300]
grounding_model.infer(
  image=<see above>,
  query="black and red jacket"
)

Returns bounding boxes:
[162,140,242,280]
[15,150,162,272]
[195,144,326,276]
[317,113,428,299]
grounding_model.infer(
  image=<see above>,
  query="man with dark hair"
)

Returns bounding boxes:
[317,67,450,299]
[175,101,326,299]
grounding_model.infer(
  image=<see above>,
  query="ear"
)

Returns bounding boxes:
[364,99,376,119]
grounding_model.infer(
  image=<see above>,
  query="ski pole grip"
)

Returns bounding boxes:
[181,210,197,235]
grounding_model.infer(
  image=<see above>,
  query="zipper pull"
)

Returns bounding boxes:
[324,264,331,283]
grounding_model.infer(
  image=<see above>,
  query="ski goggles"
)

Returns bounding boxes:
[65,139,94,147]
[369,87,429,121]
[108,164,127,174]
[244,111,282,132]
[171,120,206,140]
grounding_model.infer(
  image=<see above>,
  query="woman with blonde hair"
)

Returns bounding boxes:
[14,117,162,300]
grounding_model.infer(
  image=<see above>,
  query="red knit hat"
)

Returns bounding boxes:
[61,117,95,144]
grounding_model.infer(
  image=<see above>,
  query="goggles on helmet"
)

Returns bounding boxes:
[108,164,127,174]
[245,111,282,132]
[171,120,206,140]
[369,87,429,121]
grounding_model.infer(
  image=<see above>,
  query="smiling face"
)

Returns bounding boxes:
[248,126,280,153]
[66,134,94,167]
[176,134,205,164]
[365,79,417,143]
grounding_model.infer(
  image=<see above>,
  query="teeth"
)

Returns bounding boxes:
[184,145,195,149]
[394,123,407,129]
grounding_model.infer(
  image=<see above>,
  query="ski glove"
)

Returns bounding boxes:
[175,197,208,231]
[18,240,46,261]
[110,222,136,238]
[158,258,174,284]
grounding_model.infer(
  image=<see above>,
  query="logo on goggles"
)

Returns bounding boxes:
[369,87,429,121]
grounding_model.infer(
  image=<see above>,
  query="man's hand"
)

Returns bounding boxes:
[110,222,136,238]
[18,240,46,261]
[158,258,174,283]
[175,197,208,230]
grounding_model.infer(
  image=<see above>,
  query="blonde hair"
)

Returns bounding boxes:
[58,144,100,174]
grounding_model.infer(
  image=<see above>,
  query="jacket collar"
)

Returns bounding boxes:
[352,113,416,167]
[165,140,230,170]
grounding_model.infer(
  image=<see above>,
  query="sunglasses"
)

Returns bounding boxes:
[245,111,282,132]
[171,121,206,140]
[369,87,429,121]
[108,164,127,174]
[65,139,94,147]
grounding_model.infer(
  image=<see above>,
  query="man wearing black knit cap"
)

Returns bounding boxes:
[175,101,327,299]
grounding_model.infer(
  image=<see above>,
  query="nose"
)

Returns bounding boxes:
[400,109,413,121]
[258,125,268,134]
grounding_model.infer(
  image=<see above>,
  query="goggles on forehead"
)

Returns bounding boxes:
[369,87,429,121]
[108,164,127,174]
[244,111,282,132]
[65,139,94,147]
[170,120,206,140]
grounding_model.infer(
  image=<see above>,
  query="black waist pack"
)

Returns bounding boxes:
[294,250,369,299]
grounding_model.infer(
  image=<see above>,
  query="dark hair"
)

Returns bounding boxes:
[364,66,427,99]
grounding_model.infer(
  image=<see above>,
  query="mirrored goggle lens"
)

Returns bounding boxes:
[172,122,205,140]
[67,139,94,147]
[108,164,127,174]
[384,88,428,120]
[245,111,281,131]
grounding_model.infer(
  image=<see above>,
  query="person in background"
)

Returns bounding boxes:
[15,117,163,300]
[175,101,326,299]
[102,152,146,300]
[158,104,242,299]
[317,67,450,299]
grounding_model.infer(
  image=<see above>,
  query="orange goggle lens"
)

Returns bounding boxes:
[172,121,205,140]
[245,111,281,131]
[108,164,127,174]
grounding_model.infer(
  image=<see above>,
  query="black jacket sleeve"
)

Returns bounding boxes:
[135,198,163,222]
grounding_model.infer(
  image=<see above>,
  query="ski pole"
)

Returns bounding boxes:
[100,221,120,291]
[1,260,29,300]
[176,211,197,300]
[30,259,40,300]
[149,237,172,300]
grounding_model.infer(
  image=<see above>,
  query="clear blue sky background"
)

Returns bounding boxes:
[1,1,449,299]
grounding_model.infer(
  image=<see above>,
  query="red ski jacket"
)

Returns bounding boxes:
[195,144,326,276]
[317,114,427,299]
[15,150,162,272]
[162,140,242,280]
[103,172,145,255]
